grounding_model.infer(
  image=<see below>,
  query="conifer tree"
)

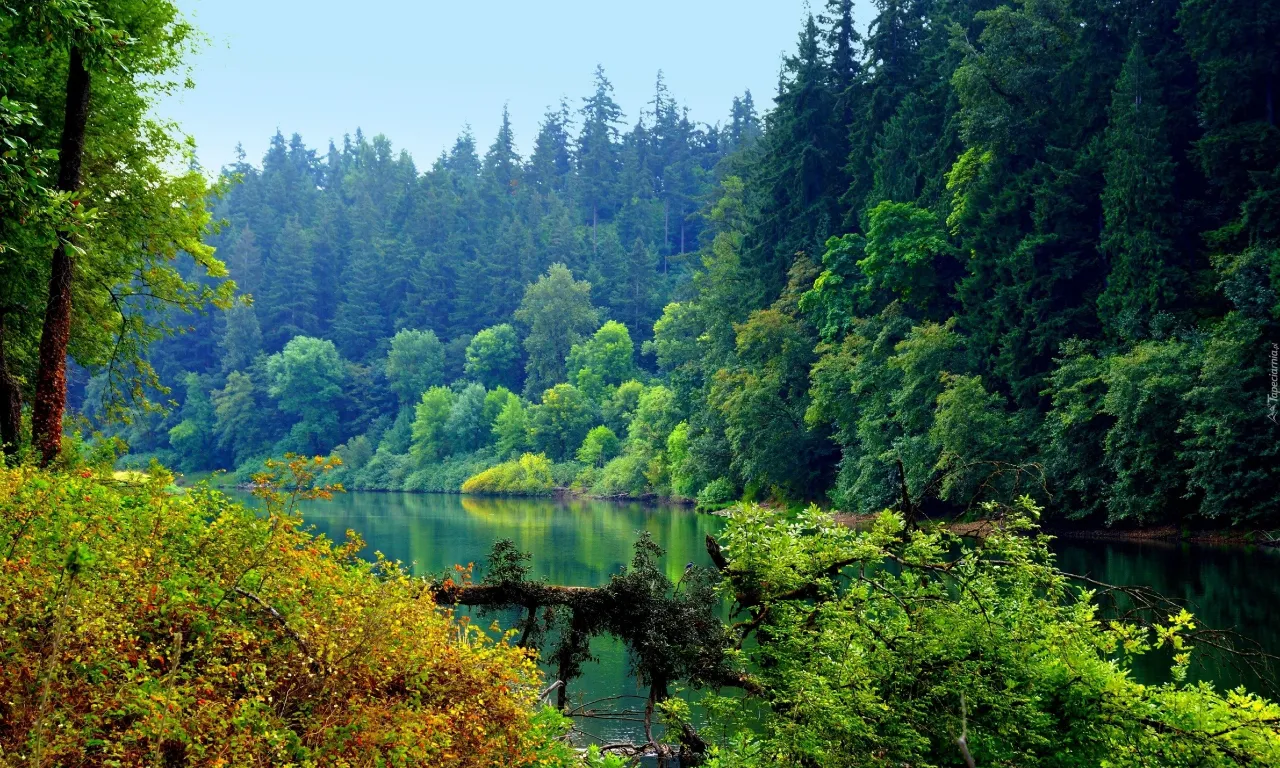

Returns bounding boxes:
[1098,46,1185,340]
[261,219,320,352]
[333,239,395,360]
[577,65,625,252]
[526,100,574,197]
[741,16,844,307]
[483,105,522,210]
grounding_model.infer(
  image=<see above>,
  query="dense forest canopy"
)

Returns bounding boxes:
[5,1,1280,766]
[30,0,1280,527]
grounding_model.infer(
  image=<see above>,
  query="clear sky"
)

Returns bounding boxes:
[159,0,814,173]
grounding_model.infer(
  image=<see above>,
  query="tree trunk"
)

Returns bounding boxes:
[0,315,21,460]
[1267,72,1274,126]
[555,609,591,710]
[663,199,669,257]
[31,47,91,467]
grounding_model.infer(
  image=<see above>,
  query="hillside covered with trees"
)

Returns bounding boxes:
[100,68,760,501]
[96,0,1280,528]
[4,0,1280,765]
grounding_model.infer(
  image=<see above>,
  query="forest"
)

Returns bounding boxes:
[2,0,1280,765]
[49,0,1273,528]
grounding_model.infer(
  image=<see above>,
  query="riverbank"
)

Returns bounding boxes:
[1046,525,1280,547]
[182,468,1279,549]
[831,512,1280,548]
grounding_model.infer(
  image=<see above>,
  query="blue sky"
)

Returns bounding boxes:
[159,0,814,173]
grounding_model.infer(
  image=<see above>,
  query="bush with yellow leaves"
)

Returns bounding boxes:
[0,456,578,767]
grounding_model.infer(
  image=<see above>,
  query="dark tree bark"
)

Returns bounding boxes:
[1267,73,1274,126]
[555,609,591,710]
[31,47,91,466]
[0,313,21,459]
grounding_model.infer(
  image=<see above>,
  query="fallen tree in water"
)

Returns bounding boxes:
[428,537,745,765]
[433,492,1280,768]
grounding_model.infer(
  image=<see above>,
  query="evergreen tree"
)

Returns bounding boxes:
[1098,46,1186,340]
[482,105,522,212]
[527,100,574,197]
[333,238,396,360]
[725,91,762,152]
[219,304,263,373]
[614,238,659,341]
[260,217,320,351]
[577,65,625,252]
[741,16,845,307]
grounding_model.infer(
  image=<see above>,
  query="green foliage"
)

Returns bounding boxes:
[1097,46,1186,340]
[445,382,494,455]
[465,323,522,390]
[710,289,830,500]
[593,452,650,496]
[385,328,446,407]
[410,386,456,464]
[929,373,1025,502]
[705,500,1280,766]
[493,395,532,459]
[665,421,696,498]
[266,337,345,455]
[576,425,620,468]
[694,477,737,512]
[515,264,600,397]
[626,384,679,451]
[601,379,645,436]
[166,373,218,472]
[858,201,956,315]
[565,320,638,389]
[405,450,499,493]
[461,452,555,495]
[529,383,596,462]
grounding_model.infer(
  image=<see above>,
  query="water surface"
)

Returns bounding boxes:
[261,491,1280,741]
[275,491,726,743]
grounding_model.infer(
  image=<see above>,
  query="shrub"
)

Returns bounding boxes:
[593,452,649,496]
[404,450,496,492]
[549,459,585,489]
[462,453,555,495]
[0,459,574,766]
[348,445,413,490]
[703,500,1280,767]
[695,477,738,512]
[576,425,621,467]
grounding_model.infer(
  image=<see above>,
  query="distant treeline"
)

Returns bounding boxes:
[96,0,1278,525]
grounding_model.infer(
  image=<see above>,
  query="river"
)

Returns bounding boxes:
[267,491,1280,743]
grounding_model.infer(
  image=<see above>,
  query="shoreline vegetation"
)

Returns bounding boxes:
[182,469,1280,548]
[6,458,1278,765]
[75,0,1276,539]
[3,0,1280,763]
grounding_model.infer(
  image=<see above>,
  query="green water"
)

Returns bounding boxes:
[261,492,1280,742]
[1053,536,1280,693]
[273,491,727,743]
